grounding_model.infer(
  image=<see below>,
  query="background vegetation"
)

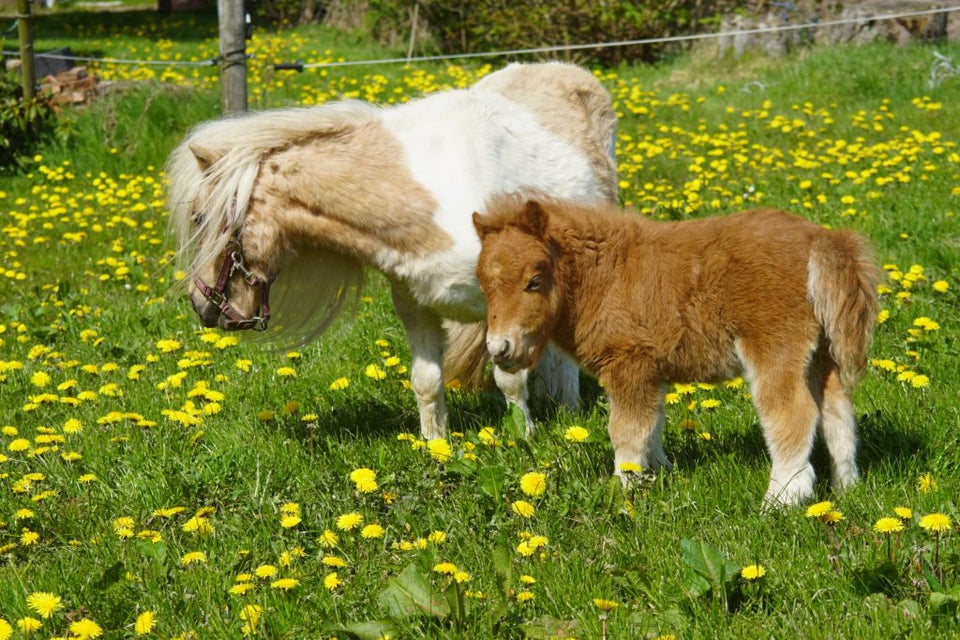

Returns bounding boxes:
[0,5,958,639]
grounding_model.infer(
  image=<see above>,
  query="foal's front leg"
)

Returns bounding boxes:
[604,373,672,480]
[391,288,448,440]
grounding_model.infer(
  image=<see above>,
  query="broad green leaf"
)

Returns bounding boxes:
[680,538,738,591]
[326,620,397,640]
[377,563,450,619]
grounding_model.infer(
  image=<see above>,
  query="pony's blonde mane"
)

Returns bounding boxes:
[165,102,381,342]
[165,101,382,282]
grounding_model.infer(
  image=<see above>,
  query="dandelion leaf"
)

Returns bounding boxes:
[94,561,124,591]
[326,620,397,639]
[377,563,450,620]
[680,538,739,594]
[602,475,626,515]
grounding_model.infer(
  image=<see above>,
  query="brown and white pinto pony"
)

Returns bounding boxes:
[166,63,618,441]
[473,196,881,507]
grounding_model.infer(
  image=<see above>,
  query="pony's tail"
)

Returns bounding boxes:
[807,231,882,388]
[443,321,491,389]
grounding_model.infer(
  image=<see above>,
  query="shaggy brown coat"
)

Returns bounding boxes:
[474,197,881,507]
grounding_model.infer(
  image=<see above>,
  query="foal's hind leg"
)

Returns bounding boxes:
[812,351,859,491]
[392,288,448,440]
[741,344,820,508]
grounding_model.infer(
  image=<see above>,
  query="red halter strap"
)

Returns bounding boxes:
[194,245,274,331]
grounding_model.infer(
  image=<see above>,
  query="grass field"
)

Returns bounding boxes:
[1,8,959,639]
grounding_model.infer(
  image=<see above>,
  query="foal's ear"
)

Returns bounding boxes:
[473,211,496,239]
[189,143,223,173]
[515,200,548,237]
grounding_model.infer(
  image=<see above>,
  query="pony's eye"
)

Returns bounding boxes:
[525,275,541,292]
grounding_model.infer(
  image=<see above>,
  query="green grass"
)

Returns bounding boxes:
[1,12,959,638]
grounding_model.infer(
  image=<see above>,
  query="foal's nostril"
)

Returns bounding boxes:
[487,338,512,361]
[498,339,512,358]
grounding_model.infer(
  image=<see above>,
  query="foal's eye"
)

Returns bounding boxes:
[525,275,541,292]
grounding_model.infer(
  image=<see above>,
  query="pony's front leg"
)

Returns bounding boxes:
[391,289,448,440]
[604,374,672,481]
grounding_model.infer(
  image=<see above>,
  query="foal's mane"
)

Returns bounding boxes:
[166,101,382,280]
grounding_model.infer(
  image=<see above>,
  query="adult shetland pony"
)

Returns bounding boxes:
[473,197,880,507]
[166,62,618,440]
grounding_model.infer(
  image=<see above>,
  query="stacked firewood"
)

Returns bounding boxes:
[39,66,98,106]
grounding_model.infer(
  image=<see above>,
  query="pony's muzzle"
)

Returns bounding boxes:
[190,290,222,328]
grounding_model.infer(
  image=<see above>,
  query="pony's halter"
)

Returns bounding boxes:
[193,239,274,332]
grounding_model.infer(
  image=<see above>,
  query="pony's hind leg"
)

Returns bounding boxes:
[743,345,820,508]
[391,288,448,440]
[814,353,859,491]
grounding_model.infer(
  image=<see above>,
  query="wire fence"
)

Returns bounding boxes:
[1,5,958,71]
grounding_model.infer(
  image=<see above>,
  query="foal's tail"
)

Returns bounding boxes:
[443,321,491,389]
[807,231,882,388]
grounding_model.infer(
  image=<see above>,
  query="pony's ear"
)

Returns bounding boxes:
[515,200,548,237]
[189,143,222,173]
[473,211,496,239]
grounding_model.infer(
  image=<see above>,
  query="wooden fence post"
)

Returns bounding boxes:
[218,0,247,115]
[17,0,36,101]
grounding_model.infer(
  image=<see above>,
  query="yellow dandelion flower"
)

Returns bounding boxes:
[434,562,458,575]
[427,438,453,462]
[874,517,904,534]
[134,611,155,635]
[361,523,386,538]
[254,564,278,578]
[276,366,297,378]
[516,590,535,603]
[350,467,378,493]
[511,500,535,518]
[271,578,300,590]
[618,461,643,473]
[69,618,103,640]
[181,551,207,565]
[741,564,767,580]
[322,555,347,567]
[564,426,590,442]
[593,598,618,611]
[0,619,12,640]
[822,510,844,524]
[918,473,938,493]
[329,377,349,390]
[26,592,62,619]
[805,501,833,518]
[932,280,949,293]
[17,617,42,632]
[894,507,913,520]
[229,583,256,595]
[519,472,547,497]
[324,572,341,590]
[919,513,952,534]
[336,512,363,531]
[318,529,339,548]
[364,364,386,380]
[280,515,301,529]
